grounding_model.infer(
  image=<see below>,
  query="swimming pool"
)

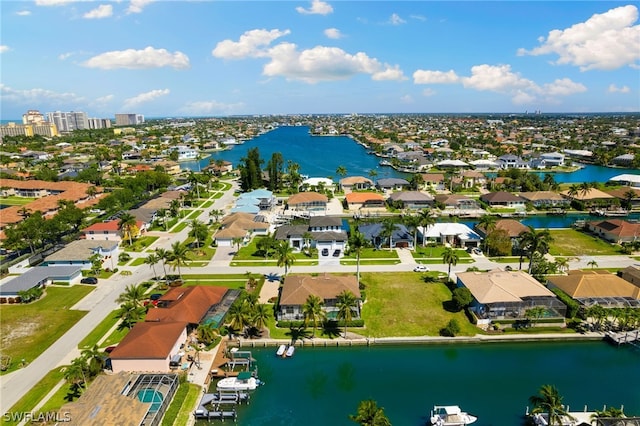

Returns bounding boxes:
[137,388,163,413]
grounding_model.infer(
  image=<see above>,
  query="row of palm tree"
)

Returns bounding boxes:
[301,291,359,338]
[63,344,106,399]
[225,293,271,337]
[144,242,193,282]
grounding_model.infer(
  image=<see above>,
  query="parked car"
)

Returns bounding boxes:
[149,293,163,301]
[413,265,430,272]
[472,248,483,255]
[321,248,329,256]
[332,249,341,257]
[80,277,98,284]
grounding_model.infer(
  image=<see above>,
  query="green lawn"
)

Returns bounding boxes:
[171,221,190,233]
[0,286,93,375]
[360,272,478,337]
[340,259,400,265]
[0,367,66,426]
[130,257,146,266]
[412,246,471,260]
[186,209,203,219]
[124,236,159,252]
[77,309,121,350]
[548,229,623,256]
[343,248,399,259]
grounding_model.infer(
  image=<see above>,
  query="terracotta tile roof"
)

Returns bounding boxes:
[548,271,640,299]
[109,321,187,360]
[480,191,523,203]
[82,220,120,232]
[345,192,385,203]
[280,274,360,306]
[287,191,328,205]
[588,219,640,237]
[145,286,227,324]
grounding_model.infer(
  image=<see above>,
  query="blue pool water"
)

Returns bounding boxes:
[137,389,163,413]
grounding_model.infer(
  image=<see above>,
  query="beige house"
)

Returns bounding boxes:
[278,274,361,321]
[456,269,565,326]
[214,212,270,246]
[109,321,188,373]
[287,192,328,212]
[547,270,640,308]
[586,219,640,244]
[339,176,373,192]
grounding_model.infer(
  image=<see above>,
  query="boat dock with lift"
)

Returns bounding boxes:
[194,389,251,421]
[606,329,640,347]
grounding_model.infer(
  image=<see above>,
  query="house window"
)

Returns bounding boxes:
[285,307,294,314]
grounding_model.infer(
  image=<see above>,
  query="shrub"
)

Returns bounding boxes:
[550,287,580,318]
[440,319,460,337]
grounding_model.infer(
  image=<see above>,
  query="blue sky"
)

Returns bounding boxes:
[1,1,639,118]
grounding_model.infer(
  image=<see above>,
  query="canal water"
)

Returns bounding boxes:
[214,341,639,426]
[183,126,639,184]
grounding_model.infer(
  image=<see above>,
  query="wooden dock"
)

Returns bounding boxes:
[606,329,640,346]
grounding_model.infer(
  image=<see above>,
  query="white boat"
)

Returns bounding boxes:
[216,372,260,391]
[285,345,295,357]
[429,405,477,426]
[276,344,286,357]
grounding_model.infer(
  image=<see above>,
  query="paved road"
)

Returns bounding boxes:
[2,180,638,413]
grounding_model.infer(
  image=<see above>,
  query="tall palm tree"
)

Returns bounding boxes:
[188,219,208,248]
[80,344,105,376]
[118,212,137,246]
[116,301,146,329]
[226,302,250,336]
[418,209,436,247]
[64,357,89,394]
[144,253,160,281]
[196,322,220,345]
[168,241,191,280]
[587,259,598,269]
[477,214,497,235]
[302,231,313,255]
[566,183,580,200]
[251,304,271,335]
[442,247,459,278]
[579,181,593,198]
[348,230,369,283]
[518,226,554,274]
[402,213,421,249]
[302,294,326,338]
[116,283,146,308]
[380,219,396,250]
[529,384,573,426]
[276,240,296,276]
[155,248,170,282]
[336,165,347,179]
[349,399,391,426]
[336,290,358,338]
[554,257,569,273]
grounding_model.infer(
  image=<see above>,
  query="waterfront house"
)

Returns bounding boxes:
[496,154,530,170]
[475,219,529,251]
[560,188,616,208]
[41,240,119,269]
[434,194,481,212]
[609,174,640,188]
[145,286,231,328]
[286,192,328,213]
[345,192,386,210]
[480,191,526,209]
[0,266,82,304]
[469,159,499,170]
[109,321,188,373]
[339,176,374,192]
[419,223,481,248]
[456,269,566,326]
[420,173,446,191]
[539,152,565,167]
[586,219,640,244]
[604,187,640,209]
[275,217,348,254]
[278,274,361,321]
[275,224,310,252]
[358,222,413,249]
[301,177,335,192]
[547,270,640,308]
[237,189,276,211]
[387,191,434,209]
[517,191,569,209]
[214,212,270,246]
[376,178,410,192]
[458,170,487,189]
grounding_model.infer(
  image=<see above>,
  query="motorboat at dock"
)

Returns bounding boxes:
[429,405,477,426]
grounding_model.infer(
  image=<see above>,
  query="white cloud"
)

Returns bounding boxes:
[179,100,245,116]
[59,52,73,60]
[518,5,640,71]
[414,64,586,106]
[296,0,333,15]
[0,45,10,54]
[123,89,169,109]
[324,28,342,39]
[389,13,406,25]
[400,95,414,103]
[263,43,406,83]
[126,0,154,14]
[95,94,114,104]
[84,46,190,69]
[608,84,631,93]
[422,88,436,97]
[84,4,113,19]
[16,10,32,16]
[413,69,459,84]
[212,29,291,59]
[410,15,427,22]
[0,83,84,105]
[35,0,75,6]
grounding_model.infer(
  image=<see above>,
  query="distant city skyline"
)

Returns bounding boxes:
[1,1,639,118]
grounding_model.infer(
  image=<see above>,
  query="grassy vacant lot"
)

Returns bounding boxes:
[360,272,478,337]
[548,229,622,256]
[0,286,93,375]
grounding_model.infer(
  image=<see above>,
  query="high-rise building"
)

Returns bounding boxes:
[0,122,58,139]
[47,111,89,132]
[22,110,45,125]
[115,113,144,126]
[88,118,112,129]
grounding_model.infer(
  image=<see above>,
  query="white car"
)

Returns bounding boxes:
[413,265,430,272]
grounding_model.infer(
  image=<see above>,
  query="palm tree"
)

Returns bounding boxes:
[336,165,347,179]
[116,301,146,329]
[302,294,326,338]
[80,344,105,376]
[591,406,625,424]
[188,219,208,249]
[118,212,137,246]
[155,248,170,282]
[380,219,396,250]
[226,302,249,336]
[336,290,358,338]
[566,183,580,200]
[477,214,497,235]
[116,283,146,308]
[232,237,244,253]
[196,322,220,345]
[418,209,436,247]
[622,189,636,210]
[251,304,271,335]
[209,209,224,223]
[368,169,378,181]
[587,259,598,269]
[302,231,313,255]
[349,399,391,426]
[144,253,160,281]
[276,240,296,276]
[402,213,421,249]
[348,230,369,283]
[64,357,89,395]
[518,226,554,274]
[529,384,573,426]
[579,181,593,198]
[554,257,569,273]
[442,246,459,278]
[168,241,190,280]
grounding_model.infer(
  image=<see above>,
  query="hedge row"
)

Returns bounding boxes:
[277,319,365,328]
[550,287,580,318]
